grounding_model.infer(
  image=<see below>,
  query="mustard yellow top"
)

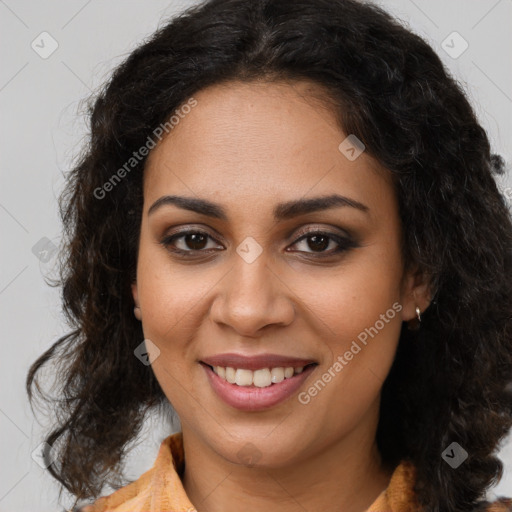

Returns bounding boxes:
[81,432,512,512]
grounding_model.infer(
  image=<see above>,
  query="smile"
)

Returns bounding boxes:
[208,364,313,387]
[200,361,318,411]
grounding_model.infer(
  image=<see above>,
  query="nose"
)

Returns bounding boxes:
[209,252,295,337]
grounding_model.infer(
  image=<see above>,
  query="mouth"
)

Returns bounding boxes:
[200,362,318,388]
[199,358,319,411]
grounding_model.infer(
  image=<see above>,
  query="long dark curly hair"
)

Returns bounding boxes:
[26,0,512,510]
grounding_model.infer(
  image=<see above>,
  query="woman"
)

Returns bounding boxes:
[26,0,512,510]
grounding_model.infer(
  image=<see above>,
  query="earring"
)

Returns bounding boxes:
[134,306,142,321]
[407,306,422,331]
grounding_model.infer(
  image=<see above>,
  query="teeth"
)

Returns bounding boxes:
[253,368,271,388]
[212,365,308,388]
[284,367,294,378]
[235,369,253,386]
[225,367,236,384]
[270,367,284,383]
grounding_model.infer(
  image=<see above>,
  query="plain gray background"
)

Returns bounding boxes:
[1,0,511,510]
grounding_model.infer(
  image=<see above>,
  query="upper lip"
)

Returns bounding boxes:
[200,353,317,371]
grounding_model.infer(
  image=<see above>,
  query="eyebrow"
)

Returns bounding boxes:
[147,193,369,220]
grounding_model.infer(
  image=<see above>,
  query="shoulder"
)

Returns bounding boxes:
[67,433,184,512]
[474,497,512,511]
[488,498,512,511]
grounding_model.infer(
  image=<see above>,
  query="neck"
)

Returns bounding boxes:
[182,416,393,512]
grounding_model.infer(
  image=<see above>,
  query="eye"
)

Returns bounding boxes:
[161,230,222,256]
[288,230,357,257]
[160,228,358,258]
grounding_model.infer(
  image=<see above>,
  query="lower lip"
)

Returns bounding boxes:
[201,363,317,411]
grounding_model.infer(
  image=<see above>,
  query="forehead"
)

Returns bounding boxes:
[142,79,393,217]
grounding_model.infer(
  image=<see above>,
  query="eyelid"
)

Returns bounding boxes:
[160,223,358,257]
[161,223,352,245]
[291,223,352,240]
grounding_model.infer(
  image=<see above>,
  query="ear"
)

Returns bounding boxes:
[132,282,142,321]
[400,266,433,322]
[131,282,139,307]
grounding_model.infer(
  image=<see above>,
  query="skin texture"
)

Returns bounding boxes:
[131,79,431,512]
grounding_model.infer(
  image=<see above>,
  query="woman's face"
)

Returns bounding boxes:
[132,79,428,468]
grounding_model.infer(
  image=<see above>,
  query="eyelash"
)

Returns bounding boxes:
[160,228,357,259]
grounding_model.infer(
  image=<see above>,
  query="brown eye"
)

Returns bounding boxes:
[289,231,357,256]
[161,230,222,255]
[181,232,208,250]
[302,234,330,252]
[160,228,358,259]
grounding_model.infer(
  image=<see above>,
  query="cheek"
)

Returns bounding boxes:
[134,259,207,407]
[294,245,404,413]
[136,239,216,343]
[292,243,403,346]
[135,249,212,407]
[299,293,403,437]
